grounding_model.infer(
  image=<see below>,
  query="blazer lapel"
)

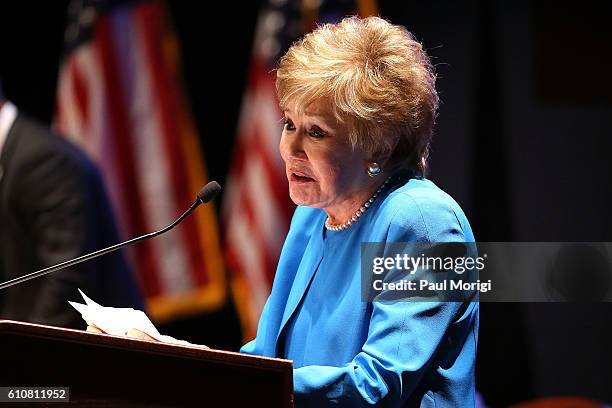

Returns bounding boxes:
[275,232,325,352]
[0,111,20,172]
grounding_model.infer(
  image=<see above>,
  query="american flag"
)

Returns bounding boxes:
[223,0,378,340]
[55,0,226,322]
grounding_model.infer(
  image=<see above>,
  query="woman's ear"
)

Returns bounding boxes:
[371,153,392,172]
[366,161,382,178]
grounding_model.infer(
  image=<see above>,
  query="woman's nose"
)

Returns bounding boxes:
[281,131,307,160]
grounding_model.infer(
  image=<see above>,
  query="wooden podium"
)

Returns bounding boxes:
[0,320,294,407]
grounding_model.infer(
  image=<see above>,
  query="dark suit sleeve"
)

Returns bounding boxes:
[14,136,92,327]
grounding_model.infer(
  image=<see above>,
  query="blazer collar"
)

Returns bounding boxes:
[0,101,17,158]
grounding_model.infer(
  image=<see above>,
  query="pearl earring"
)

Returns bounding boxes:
[367,162,382,178]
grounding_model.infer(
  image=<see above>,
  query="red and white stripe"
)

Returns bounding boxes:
[223,55,295,337]
[55,2,220,316]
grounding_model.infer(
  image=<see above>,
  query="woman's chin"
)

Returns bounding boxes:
[288,188,318,207]
[289,192,310,207]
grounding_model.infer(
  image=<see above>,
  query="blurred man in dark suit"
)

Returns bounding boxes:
[0,82,144,328]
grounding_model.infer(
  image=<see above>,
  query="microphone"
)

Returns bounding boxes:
[0,181,222,291]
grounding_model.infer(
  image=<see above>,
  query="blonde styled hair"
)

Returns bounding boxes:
[276,16,439,175]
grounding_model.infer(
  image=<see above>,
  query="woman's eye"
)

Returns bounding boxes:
[308,128,326,139]
[283,118,295,131]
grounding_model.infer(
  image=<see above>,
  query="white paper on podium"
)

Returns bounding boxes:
[69,289,205,347]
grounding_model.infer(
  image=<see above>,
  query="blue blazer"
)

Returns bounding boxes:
[241,178,478,407]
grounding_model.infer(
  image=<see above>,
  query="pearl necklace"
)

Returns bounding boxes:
[325,176,392,232]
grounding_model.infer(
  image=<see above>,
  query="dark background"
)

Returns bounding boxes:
[1,1,611,406]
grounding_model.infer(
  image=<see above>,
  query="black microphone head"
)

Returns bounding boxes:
[197,181,222,204]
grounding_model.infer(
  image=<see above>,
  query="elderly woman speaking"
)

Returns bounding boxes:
[240,16,478,407]
[93,15,478,407]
